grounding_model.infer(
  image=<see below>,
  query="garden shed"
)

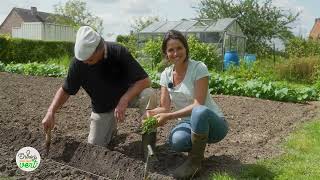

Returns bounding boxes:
[138,18,246,57]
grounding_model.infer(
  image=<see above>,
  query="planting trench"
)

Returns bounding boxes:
[0,72,319,179]
[0,127,168,179]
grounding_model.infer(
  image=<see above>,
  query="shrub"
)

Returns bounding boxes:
[0,36,74,64]
[144,67,161,88]
[156,60,169,73]
[285,37,320,58]
[142,38,163,70]
[116,34,138,58]
[142,36,221,71]
[222,55,283,83]
[188,35,221,71]
[275,56,320,83]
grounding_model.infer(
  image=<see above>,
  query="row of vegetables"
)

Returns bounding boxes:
[1,61,319,103]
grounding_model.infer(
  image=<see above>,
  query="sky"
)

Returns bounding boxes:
[0,0,319,41]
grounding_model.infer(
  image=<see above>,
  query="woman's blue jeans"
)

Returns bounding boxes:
[169,105,228,152]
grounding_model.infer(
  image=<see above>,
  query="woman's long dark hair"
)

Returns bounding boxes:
[162,30,189,61]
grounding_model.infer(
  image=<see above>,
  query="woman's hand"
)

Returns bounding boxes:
[154,113,171,127]
[146,110,156,118]
[141,110,156,123]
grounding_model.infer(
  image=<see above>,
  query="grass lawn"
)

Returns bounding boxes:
[210,119,320,180]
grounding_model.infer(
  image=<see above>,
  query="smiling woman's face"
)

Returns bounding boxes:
[165,39,187,64]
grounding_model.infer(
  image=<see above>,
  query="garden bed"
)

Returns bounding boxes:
[0,72,318,179]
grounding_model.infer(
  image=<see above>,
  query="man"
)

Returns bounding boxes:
[42,26,157,146]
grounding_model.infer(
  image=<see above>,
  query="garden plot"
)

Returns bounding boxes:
[0,72,318,179]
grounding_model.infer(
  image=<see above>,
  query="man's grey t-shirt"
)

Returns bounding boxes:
[160,59,224,120]
[63,42,148,113]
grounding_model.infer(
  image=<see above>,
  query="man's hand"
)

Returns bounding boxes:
[42,111,55,133]
[114,98,128,123]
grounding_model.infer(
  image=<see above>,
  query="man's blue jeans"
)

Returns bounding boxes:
[169,105,228,152]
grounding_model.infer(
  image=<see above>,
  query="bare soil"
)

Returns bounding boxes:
[0,72,318,179]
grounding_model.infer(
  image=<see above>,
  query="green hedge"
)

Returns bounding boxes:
[0,35,74,64]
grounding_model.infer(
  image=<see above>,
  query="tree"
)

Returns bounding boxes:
[49,0,103,34]
[197,0,299,55]
[131,16,159,33]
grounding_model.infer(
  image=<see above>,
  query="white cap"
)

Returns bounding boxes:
[74,26,101,61]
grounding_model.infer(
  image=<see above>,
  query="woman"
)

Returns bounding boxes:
[146,30,228,178]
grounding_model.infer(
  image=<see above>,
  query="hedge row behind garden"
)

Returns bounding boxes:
[0,35,74,64]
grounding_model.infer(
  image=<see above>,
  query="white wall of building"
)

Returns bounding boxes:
[12,22,76,42]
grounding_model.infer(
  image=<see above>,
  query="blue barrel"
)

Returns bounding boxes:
[224,51,239,70]
[244,54,256,64]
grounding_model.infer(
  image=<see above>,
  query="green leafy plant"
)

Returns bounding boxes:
[3,62,66,77]
[142,117,158,135]
[209,72,320,103]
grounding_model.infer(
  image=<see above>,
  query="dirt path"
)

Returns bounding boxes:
[0,72,318,179]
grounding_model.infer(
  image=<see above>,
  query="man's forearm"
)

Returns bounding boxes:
[47,87,70,113]
[121,78,151,103]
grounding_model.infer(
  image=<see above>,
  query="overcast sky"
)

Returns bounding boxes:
[0,0,319,41]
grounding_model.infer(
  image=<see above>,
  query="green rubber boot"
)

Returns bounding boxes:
[172,131,208,179]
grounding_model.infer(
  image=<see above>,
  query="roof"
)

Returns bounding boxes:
[309,18,320,39]
[139,18,237,33]
[206,18,236,32]
[13,7,54,23]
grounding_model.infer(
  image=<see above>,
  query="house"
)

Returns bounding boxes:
[138,18,246,57]
[309,18,320,40]
[0,7,76,42]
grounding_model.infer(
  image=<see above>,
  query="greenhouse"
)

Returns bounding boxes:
[138,18,246,57]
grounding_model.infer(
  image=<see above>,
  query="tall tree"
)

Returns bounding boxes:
[197,0,299,55]
[49,0,103,34]
[131,16,159,33]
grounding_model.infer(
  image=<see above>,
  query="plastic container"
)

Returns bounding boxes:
[244,54,256,64]
[142,131,156,161]
[224,51,239,70]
